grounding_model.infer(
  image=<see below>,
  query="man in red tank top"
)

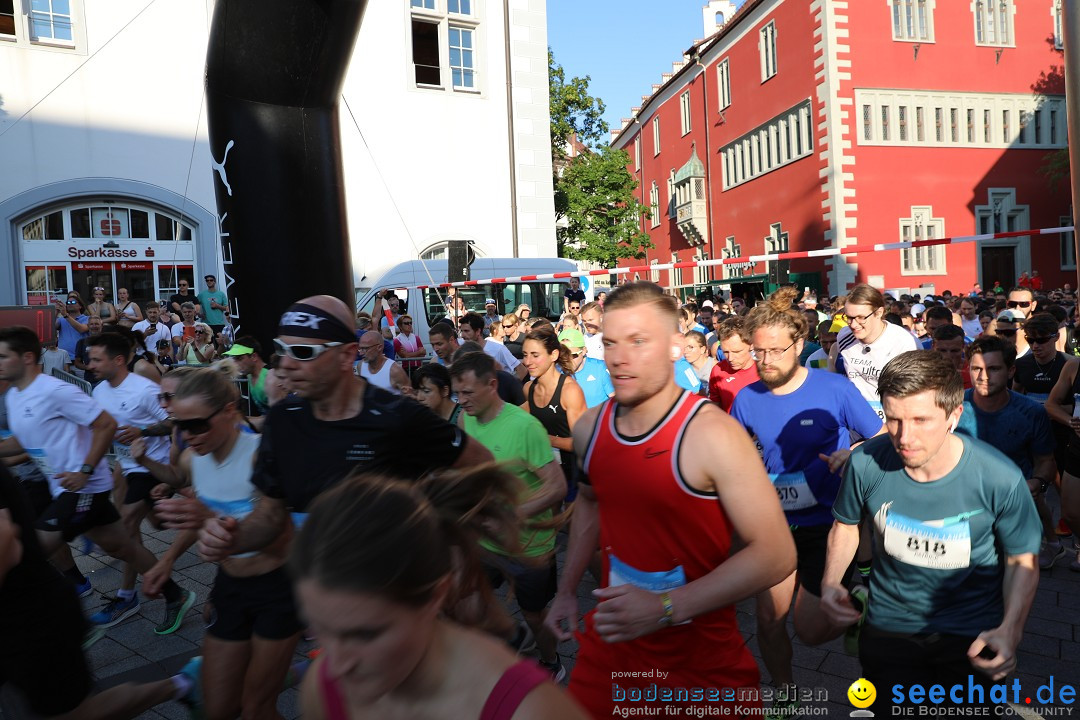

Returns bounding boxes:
[545,282,796,718]
[708,316,760,412]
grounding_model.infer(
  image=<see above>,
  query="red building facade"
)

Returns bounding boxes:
[612,0,1070,296]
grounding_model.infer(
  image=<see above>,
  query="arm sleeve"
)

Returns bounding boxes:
[250,415,285,499]
[994,474,1043,556]
[55,382,107,427]
[397,401,466,470]
[832,447,867,525]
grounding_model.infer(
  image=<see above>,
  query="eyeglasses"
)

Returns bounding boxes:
[1025,334,1057,344]
[157,392,175,403]
[843,311,878,326]
[750,339,797,362]
[273,338,344,361]
[1006,300,1032,309]
[173,405,225,435]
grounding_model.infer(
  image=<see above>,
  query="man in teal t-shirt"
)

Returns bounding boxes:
[196,275,228,334]
[450,350,568,680]
[822,351,1040,713]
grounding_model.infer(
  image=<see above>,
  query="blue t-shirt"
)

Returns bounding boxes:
[574,356,614,408]
[834,433,1041,635]
[731,370,882,527]
[955,389,1054,479]
[56,315,88,358]
[673,358,701,393]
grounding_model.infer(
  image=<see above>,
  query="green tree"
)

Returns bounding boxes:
[549,50,652,265]
[557,145,653,265]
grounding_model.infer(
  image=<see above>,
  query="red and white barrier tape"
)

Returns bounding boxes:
[416,226,1075,289]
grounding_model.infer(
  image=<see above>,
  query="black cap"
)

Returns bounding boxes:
[204,274,216,281]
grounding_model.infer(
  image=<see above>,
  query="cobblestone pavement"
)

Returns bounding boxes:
[3,513,1078,719]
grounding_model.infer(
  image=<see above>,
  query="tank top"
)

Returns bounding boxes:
[317,656,549,720]
[360,359,397,394]
[1013,352,1067,403]
[92,302,114,320]
[191,432,262,557]
[581,391,751,664]
[527,374,572,475]
[835,321,918,419]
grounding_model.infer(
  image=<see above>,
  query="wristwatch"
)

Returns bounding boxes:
[79,463,94,475]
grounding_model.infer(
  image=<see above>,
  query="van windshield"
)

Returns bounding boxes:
[424,282,565,325]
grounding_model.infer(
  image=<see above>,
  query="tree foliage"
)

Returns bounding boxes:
[549,50,653,266]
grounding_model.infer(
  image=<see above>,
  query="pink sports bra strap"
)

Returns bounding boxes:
[319,658,350,720]
[479,660,550,720]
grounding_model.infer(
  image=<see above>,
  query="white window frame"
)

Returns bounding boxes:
[667,169,677,219]
[653,116,661,156]
[694,250,710,286]
[448,25,476,90]
[1054,0,1063,50]
[650,259,661,284]
[29,0,73,46]
[1061,215,1076,270]
[899,206,947,276]
[972,0,1015,48]
[854,89,1065,149]
[717,58,731,110]
[721,99,813,190]
[680,91,692,136]
[409,0,482,94]
[974,188,1031,283]
[760,21,777,82]
[1,0,87,53]
[447,0,472,14]
[890,0,935,42]
[634,135,641,171]
[650,182,660,228]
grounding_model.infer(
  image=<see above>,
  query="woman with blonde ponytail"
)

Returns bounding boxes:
[291,468,589,720]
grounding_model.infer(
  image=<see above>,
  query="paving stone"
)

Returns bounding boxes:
[1018,633,1060,658]
[1022,615,1072,642]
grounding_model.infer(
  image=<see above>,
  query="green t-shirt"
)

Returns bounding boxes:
[464,402,556,557]
[249,367,269,413]
[833,433,1040,636]
[197,290,228,325]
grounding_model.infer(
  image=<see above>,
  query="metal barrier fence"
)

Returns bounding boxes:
[51,367,92,395]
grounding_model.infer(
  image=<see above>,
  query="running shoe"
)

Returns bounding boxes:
[507,620,537,655]
[89,594,140,628]
[538,656,567,684]
[156,589,196,635]
[81,625,108,651]
[177,655,205,720]
[843,585,869,655]
[1056,518,1073,537]
[75,576,94,598]
[1039,542,1065,570]
[766,696,802,720]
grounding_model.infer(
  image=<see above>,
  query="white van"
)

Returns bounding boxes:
[355,257,579,358]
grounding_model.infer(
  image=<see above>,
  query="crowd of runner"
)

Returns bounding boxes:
[0,274,1071,718]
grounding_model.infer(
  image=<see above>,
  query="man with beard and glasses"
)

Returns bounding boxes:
[730,287,884,717]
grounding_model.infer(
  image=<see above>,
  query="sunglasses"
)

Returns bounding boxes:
[570,351,584,358]
[173,405,226,435]
[273,338,344,361]
[1006,300,1032,309]
[502,324,517,329]
[1025,334,1057,344]
[66,300,79,305]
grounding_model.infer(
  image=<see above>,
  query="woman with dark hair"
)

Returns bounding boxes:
[411,363,462,424]
[520,327,586,497]
[292,470,588,720]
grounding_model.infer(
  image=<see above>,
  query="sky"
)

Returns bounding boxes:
[546,1,740,142]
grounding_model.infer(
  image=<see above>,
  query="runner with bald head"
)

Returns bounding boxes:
[357,330,409,394]
[199,296,493,562]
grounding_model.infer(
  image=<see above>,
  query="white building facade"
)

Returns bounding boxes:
[0,0,556,309]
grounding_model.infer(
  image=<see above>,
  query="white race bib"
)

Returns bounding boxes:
[552,447,562,464]
[607,552,690,625]
[112,442,133,461]
[883,510,972,570]
[769,472,817,511]
[869,399,885,422]
[26,448,57,478]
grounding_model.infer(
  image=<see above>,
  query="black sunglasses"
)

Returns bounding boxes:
[172,405,226,435]
[1006,300,1032,309]
[1025,334,1057,344]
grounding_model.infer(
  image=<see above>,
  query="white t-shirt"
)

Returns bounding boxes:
[836,321,918,417]
[804,347,830,369]
[132,319,171,351]
[585,332,604,360]
[483,338,521,372]
[5,374,113,497]
[92,372,170,475]
[961,315,983,340]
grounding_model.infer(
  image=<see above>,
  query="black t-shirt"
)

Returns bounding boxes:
[1014,352,1068,399]
[169,292,198,311]
[253,383,466,512]
[564,288,586,305]
[497,370,526,406]
[0,467,67,610]
[73,338,96,386]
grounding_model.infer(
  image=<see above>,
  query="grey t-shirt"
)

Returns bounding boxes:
[834,433,1040,636]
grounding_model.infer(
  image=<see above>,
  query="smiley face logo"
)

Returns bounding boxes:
[847,678,876,709]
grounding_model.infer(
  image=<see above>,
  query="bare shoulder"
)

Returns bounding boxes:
[571,404,603,450]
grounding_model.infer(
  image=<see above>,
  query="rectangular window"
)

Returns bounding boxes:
[448,26,475,89]
[1018,110,1029,144]
[668,170,676,217]
[412,19,441,86]
[916,106,925,142]
[984,108,992,143]
[1055,0,1064,50]
[447,0,472,14]
[25,266,67,305]
[935,107,943,142]
[634,136,641,171]
[975,0,1013,46]
[900,207,946,275]
[950,108,958,143]
[1034,109,1043,144]
[411,0,436,8]
[718,59,731,109]
[21,211,64,240]
[899,106,908,141]
[720,99,812,190]
[1002,109,1010,143]
[1051,108,1059,144]
[653,117,660,156]
[863,104,873,141]
[1,0,15,37]
[893,0,933,41]
[680,91,692,136]
[880,106,890,142]
[760,21,778,81]
[29,0,73,42]
[650,183,659,228]
[967,108,975,143]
